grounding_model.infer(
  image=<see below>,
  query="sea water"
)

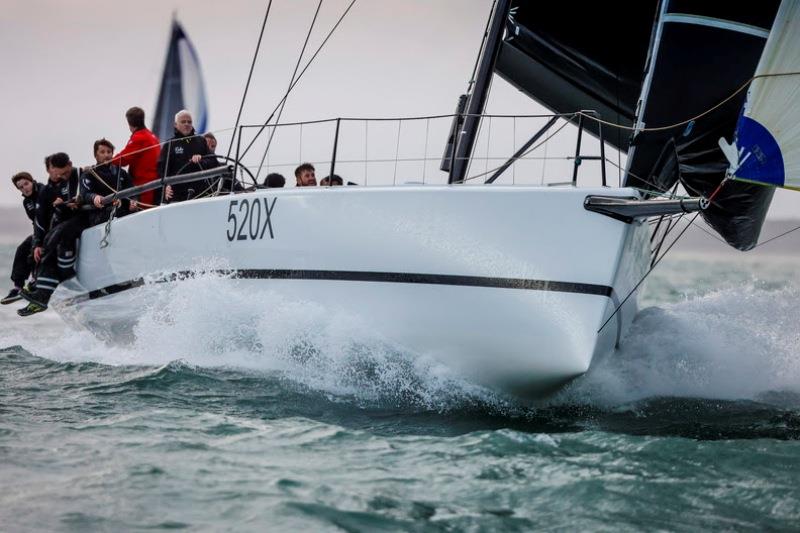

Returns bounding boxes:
[1,245,798,531]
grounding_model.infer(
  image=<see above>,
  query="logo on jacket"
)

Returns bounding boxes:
[175,146,184,155]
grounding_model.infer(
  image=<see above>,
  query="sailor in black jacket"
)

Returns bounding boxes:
[32,155,81,253]
[81,138,136,226]
[19,152,83,315]
[1,172,42,305]
[157,110,212,203]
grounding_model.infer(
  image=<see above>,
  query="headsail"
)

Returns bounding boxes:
[723,0,800,191]
[496,1,782,250]
[152,19,209,141]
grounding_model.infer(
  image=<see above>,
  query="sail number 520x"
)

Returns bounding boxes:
[226,198,277,241]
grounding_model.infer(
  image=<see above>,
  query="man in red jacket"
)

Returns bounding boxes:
[112,107,161,206]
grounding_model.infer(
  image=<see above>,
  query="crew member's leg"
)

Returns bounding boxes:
[1,235,33,304]
[55,217,86,280]
[18,217,86,316]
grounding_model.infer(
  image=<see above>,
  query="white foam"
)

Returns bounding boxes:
[3,268,798,410]
[5,268,508,410]
[558,285,800,405]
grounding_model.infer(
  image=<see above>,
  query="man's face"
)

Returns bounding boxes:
[46,164,59,182]
[15,179,34,197]
[175,113,194,136]
[51,164,72,182]
[205,137,217,152]
[95,145,113,165]
[296,169,316,187]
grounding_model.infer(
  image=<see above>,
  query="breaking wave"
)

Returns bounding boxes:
[559,284,800,406]
[6,268,799,412]
[35,268,512,411]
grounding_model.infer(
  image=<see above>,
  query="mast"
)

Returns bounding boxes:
[448,0,512,184]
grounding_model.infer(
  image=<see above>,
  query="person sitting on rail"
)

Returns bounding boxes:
[263,172,285,188]
[18,152,83,316]
[203,132,221,167]
[112,106,161,206]
[294,163,316,187]
[81,138,138,226]
[204,131,245,193]
[320,174,343,186]
[157,110,213,202]
[1,172,42,305]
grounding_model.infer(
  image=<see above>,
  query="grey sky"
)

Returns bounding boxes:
[0,0,797,218]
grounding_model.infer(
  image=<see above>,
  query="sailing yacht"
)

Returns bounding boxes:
[50,1,796,398]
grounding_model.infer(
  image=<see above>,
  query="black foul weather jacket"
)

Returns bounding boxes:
[157,128,212,202]
[81,164,134,224]
[22,181,42,224]
[33,169,81,248]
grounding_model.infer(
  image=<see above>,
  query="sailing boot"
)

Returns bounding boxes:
[17,301,48,317]
[17,287,51,316]
[1,287,22,305]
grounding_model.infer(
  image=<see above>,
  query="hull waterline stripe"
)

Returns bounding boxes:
[62,268,619,307]
[234,269,614,295]
[61,268,627,340]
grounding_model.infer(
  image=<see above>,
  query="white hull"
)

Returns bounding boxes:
[52,185,650,397]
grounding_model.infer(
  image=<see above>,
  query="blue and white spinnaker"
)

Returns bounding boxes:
[721,0,800,191]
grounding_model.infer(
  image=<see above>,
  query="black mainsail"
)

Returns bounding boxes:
[492,1,781,250]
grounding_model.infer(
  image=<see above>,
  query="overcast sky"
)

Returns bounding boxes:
[1,0,797,218]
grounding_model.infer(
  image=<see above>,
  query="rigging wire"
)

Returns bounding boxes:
[485,115,493,176]
[512,115,516,184]
[598,178,732,334]
[255,0,324,182]
[653,215,800,249]
[598,212,699,334]
[393,120,402,184]
[687,218,728,244]
[224,2,274,162]
[422,118,430,183]
[754,222,800,248]
[650,212,681,264]
[463,115,575,182]
[239,0,358,161]
[468,0,498,92]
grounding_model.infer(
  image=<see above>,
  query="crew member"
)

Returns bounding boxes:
[263,172,285,188]
[1,171,42,305]
[157,110,212,202]
[320,174,343,186]
[294,163,316,187]
[112,106,161,206]
[18,152,82,316]
[82,138,137,226]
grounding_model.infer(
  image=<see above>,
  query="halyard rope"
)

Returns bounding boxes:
[577,71,800,133]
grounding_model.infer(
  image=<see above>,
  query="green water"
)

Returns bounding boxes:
[1,246,799,531]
